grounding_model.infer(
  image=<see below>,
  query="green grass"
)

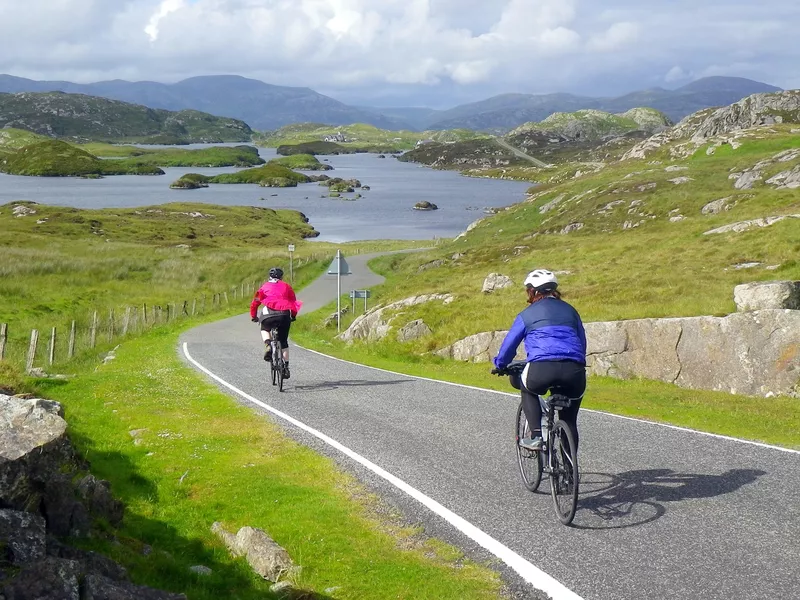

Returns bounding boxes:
[268,154,333,171]
[19,318,502,600]
[0,139,165,176]
[207,164,311,185]
[80,144,265,167]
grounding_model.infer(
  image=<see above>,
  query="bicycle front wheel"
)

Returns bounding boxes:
[515,403,543,492]
[277,359,285,392]
[549,420,579,525]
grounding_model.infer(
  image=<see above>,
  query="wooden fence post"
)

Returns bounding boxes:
[191,299,197,316]
[202,296,206,314]
[26,330,39,373]
[68,321,76,359]
[0,323,7,360]
[48,327,57,366]
[90,311,98,348]
[223,292,229,305]
[182,301,189,316]
[131,307,138,333]
[142,304,148,326]
[122,307,131,335]
[108,309,115,342]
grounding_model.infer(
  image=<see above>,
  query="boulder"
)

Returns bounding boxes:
[734,281,800,311]
[338,294,454,342]
[701,197,734,215]
[703,215,800,235]
[482,274,514,293]
[397,320,432,343]
[436,331,525,363]
[212,523,298,582]
[2,557,82,600]
[76,475,124,526]
[733,170,761,190]
[413,201,438,211]
[0,509,46,565]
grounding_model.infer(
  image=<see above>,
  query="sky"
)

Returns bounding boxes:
[0,0,798,108]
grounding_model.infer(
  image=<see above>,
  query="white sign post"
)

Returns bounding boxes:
[327,251,352,332]
[288,244,295,283]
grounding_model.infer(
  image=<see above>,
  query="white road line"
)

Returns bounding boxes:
[183,342,583,600]
[296,345,800,456]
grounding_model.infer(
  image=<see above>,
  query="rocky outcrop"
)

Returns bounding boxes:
[433,284,800,397]
[703,215,800,235]
[413,201,438,211]
[338,294,454,342]
[212,522,298,582]
[674,90,800,140]
[734,281,800,311]
[482,273,514,293]
[0,394,185,600]
[397,320,432,342]
[436,331,525,363]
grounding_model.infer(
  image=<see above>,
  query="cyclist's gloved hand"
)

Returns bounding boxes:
[251,317,259,323]
[291,316,297,322]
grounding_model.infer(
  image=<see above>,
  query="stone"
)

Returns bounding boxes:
[732,262,762,270]
[413,201,438,211]
[703,215,800,235]
[482,273,514,293]
[46,539,129,581]
[665,165,688,172]
[76,475,124,526]
[397,320,432,343]
[322,306,349,328]
[436,331,525,363]
[2,557,82,600]
[81,573,187,599]
[766,165,800,189]
[0,509,46,565]
[669,215,685,222]
[539,194,566,213]
[212,523,298,582]
[189,565,212,576]
[733,170,761,190]
[701,197,734,215]
[668,176,693,185]
[560,222,584,234]
[417,259,446,272]
[734,281,800,311]
[338,295,454,342]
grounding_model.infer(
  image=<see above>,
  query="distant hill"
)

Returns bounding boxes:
[0,75,414,132]
[424,77,782,131]
[0,91,253,143]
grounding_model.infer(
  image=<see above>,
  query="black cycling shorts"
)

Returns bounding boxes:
[523,360,586,399]
[260,312,292,349]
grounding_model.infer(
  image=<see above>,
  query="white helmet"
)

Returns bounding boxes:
[524,269,558,292]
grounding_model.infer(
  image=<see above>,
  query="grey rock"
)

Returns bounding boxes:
[189,565,212,576]
[397,320,432,343]
[46,539,128,581]
[701,197,734,215]
[322,306,349,328]
[703,215,800,235]
[76,475,124,526]
[560,222,584,234]
[482,273,514,293]
[733,170,761,190]
[417,259,446,272]
[436,331,525,363]
[0,510,46,565]
[82,573,187,599]
[2,557,81,600]
[766,165,800,189]
[732,262,762,270]
[734,281,800,311]
[668,176,694,185]
[338,294,454,342]
[270,581,293,594]
[538,194,566,214]
[212,522,298,582]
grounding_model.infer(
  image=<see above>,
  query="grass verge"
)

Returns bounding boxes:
[26,319,503,600]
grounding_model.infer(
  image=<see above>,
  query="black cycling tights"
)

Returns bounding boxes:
[521,360,586,449]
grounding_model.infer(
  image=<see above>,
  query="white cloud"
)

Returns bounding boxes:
[665,66,691,83]
[587,21,639,52]
[145,0,186,42]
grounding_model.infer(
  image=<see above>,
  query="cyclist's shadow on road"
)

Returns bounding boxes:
[292,379,409,392]
[574,468,766,530]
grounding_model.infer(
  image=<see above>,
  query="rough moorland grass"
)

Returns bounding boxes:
[80,143,265,167]
[0,139,164,176]
[29,322,502,600]
[207,164,311,185]
[268,154,333,171]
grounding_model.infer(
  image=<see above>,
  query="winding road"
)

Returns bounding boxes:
[181,253,800,600]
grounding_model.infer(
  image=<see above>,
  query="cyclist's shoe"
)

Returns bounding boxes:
[519,436,544,451]
[283,365,290,380]
[263,349,272,362]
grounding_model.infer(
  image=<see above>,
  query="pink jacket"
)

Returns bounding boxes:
[250,280,302,319]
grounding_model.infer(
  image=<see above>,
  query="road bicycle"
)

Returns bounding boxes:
[268,325,287,392]
[493,361,580,525]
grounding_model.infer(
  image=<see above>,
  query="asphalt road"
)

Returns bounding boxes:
[181,253,800,600]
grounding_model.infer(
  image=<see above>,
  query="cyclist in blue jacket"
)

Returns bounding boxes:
[493,269,587,451]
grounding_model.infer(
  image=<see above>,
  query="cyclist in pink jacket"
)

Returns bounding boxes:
[250,267,302,378]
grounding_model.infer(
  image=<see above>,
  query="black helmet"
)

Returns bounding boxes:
[269,267,284,280]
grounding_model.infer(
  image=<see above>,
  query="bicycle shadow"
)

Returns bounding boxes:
[573,468,766,530]
[292,379,409,392]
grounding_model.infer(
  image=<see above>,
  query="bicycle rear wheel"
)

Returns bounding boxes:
[515,402,543,492]
[549,420,579,525]
[270,339,280,387]
[276,357,285,392]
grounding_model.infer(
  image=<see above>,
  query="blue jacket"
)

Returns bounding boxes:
[494,297,586,370]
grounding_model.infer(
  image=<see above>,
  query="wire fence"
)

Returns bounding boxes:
[1,279,262,374]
